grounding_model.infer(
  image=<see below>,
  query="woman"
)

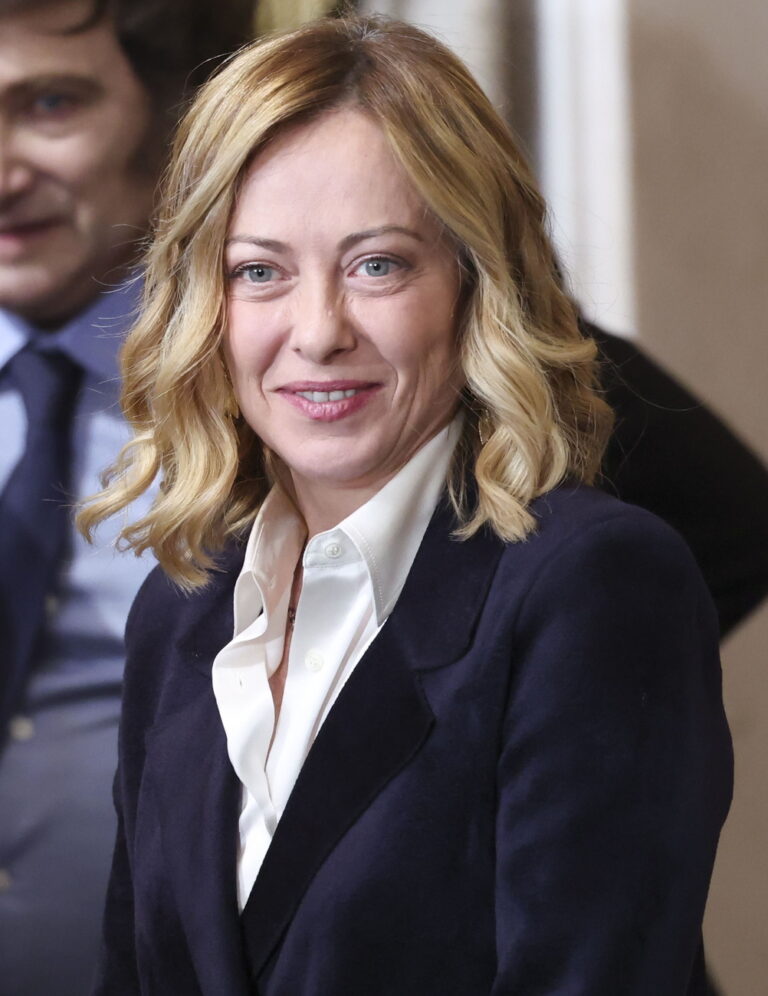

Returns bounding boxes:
[81,15,732,995]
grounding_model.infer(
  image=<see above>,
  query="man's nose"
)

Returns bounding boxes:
[0,129,35,203]
[289,282,356,363]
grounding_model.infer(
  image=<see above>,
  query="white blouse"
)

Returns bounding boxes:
[212,418,462,909]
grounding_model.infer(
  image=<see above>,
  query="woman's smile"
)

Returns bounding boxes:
[277,381,383,422]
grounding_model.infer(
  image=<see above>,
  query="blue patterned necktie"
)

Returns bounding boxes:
[0,345,82,734]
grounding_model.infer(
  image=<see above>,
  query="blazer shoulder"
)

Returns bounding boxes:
[116,544,244,774]
[530,482,694,558]
[125,541,246,650]
[500,484,712,621]
[125,563,186,647]
[486,486,722,722]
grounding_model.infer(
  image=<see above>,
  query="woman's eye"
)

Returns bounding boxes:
[355,257,399,277]
[238,264,277,284]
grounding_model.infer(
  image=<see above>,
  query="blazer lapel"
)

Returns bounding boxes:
[240,498,505,983]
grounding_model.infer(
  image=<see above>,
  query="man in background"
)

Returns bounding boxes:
[0,2,253,992]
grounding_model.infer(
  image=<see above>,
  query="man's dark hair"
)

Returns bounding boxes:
[1,0,255,129]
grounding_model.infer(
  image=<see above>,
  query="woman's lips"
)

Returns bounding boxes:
[277,381,381,422]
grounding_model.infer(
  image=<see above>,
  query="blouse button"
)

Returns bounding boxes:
[324,541,342,559]
[305,649,324,672]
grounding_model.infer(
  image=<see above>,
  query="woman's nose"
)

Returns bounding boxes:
[289,283,356,363]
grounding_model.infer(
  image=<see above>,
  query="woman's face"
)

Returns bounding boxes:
[223,107,464,515]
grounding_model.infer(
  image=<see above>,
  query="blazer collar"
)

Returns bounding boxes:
[180,492,503,679]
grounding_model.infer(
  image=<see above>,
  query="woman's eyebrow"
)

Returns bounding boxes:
[224,236,288,251]
[337,226,424,252]
[224,226,424,253]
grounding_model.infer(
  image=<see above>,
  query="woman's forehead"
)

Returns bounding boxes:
[229,108,439,244]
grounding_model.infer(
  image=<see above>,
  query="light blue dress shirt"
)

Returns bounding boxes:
[0,279,156,996]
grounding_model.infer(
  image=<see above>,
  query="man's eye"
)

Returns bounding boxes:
[30,92,77,117]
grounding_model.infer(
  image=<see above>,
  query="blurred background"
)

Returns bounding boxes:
[265,2,768,992]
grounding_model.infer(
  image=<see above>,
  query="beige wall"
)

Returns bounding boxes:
[630,1,768,992]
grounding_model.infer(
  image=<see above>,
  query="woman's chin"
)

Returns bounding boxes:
[281,447,399,507]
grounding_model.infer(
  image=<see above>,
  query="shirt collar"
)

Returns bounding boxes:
[0,273,142,381]
[337,416,462,623]
[238,414,463,632]
[236,486,306,638]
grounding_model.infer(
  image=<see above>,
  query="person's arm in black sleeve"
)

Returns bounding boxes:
[590,323,768,637]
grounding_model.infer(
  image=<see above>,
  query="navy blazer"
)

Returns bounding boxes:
[94,484,732,995]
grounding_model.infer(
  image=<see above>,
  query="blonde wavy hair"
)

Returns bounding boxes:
[79,13,613,588]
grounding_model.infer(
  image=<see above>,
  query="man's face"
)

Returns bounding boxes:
[0,0,156,325]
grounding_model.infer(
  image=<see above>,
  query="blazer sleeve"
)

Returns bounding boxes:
[91,569,173,996]
[92,780,140,995]
[491,511,732,995]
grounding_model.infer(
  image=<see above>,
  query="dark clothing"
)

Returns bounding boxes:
[94,484,732,995]
[595,326,768,637]
[0,286,155,996]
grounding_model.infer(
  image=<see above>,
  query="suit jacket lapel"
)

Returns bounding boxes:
[240,498,505,983]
